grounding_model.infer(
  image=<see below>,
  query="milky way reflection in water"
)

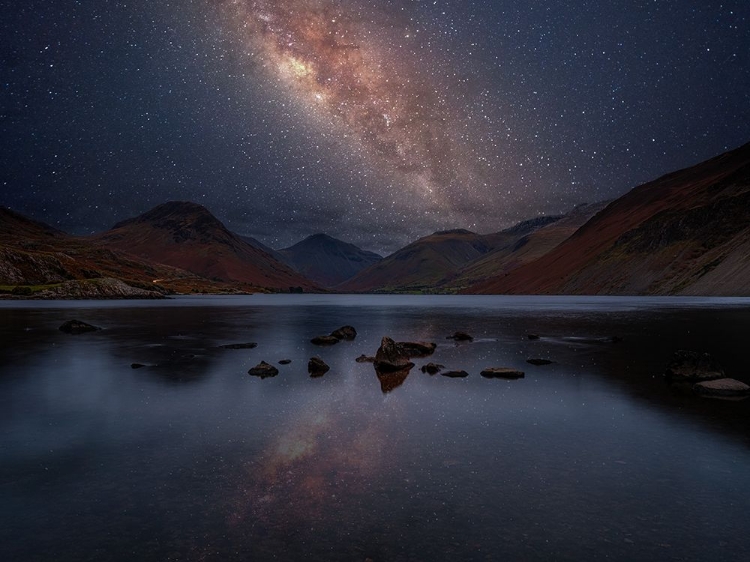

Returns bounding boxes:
[1,295,750,561]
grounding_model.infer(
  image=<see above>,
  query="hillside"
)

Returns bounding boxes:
[472,142,750,295]
[279,233,382,287]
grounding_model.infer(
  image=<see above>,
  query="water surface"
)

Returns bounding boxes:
[2,295,750,561]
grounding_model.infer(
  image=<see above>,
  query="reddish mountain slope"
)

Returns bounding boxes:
[473,142,750,295]
[92,201,317,291]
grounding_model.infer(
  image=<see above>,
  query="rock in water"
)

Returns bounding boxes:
[693,378,750,398]
[374,336,415,373]
[441,370,470,378]
[308,357,330,377]
[59,319,101,334]
[355,354,375,363]
[248,361,279,378]
[664,350,724,382]
[527,334,541,340]
[421,362,445,375]
[447,331,473,342]
[278,359,292,365]
[331,325,357,340]
[397,341,437,358]
[220,342,258,349]
[481,367,525,379]
[377,369,410,393]
[131,363,146,369]
[311,335,340,346]
[527,359,553,366]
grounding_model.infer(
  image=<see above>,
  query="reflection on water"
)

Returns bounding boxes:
[1,295,750,561]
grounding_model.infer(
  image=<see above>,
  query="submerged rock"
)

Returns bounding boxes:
[421,362,445,375]
[278,359,292,365]
[447,331,473,342]
[481,367,525,379]
[248,361,279,378]
[693,378,750,398]
[331,325,357,340]
[527,359,554,366]
[220,342,258,350]
[59,319,101,334]
[398,341,437,358]
[664,350,724,382]
[131,363,146,369]
[311,335,340,346]
[355,354,375,363]
[441,370,469,378]
[374,336,415,373]
[308,356,330,377]
[527,334,541,340]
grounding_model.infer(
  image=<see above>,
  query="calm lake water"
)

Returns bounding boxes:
[2,295,750,561]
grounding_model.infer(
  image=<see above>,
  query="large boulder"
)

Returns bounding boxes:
[664,351,724,382]
[481,367,525,379]
[308,356,330,377]
[59,319,101,334]
[248,361,279,379]
[331,325,357,340]
[374,337,415,373]
[376,369,410,393]
[693,378,750,398]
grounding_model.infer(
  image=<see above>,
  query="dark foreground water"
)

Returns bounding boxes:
[2,295,750,561]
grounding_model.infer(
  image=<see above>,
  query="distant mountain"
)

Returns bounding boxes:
[444,202,608,291]
[278,233,382,287]
[472,142,750,295]
[239,234,291,267]
[339,229,498,292]
[92,201,318,291]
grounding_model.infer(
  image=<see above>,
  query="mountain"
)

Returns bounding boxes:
[239,234,291,267]
[278,233,382,287]
[472,142,750,295]
[339,229,500,292]
[0,207,195,295]
[444,202,608,291]
[92,201,318,291]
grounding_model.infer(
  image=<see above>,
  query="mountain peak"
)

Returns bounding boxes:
[432,228,475,236]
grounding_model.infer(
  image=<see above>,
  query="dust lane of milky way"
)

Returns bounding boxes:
[216,0,502,213]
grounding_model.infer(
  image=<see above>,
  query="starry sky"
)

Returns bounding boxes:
[1,0,748,254]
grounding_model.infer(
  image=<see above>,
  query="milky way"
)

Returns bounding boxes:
[219,0,498,214]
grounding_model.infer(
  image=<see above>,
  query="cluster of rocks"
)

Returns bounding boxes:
[664,350,749,398]
[311,325,357,346]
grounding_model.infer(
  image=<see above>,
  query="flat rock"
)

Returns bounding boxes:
[248,361,279,379]
[527,359,553,366]
[398,341,437,358]
[308,356,330,377]
[131,363,146,369]
[664,350,724,382]
[441,370,469,378]
[693,378,750,397]
[278,359,292,365]
[421,362,444,375]
[220,342,258,349]
[59,319,101,334]
[355,354,375,363]
[311,335,340,346]
[481,367,525,379]
[446,331,473,342]
[331,325,357,340]
[527,334,540,340]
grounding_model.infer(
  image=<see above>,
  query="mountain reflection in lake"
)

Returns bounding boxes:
[1,295,750,561]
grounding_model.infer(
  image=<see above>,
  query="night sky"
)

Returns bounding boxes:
[1,1,748,254]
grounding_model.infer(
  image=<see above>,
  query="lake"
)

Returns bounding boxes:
[1,295,750,561]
